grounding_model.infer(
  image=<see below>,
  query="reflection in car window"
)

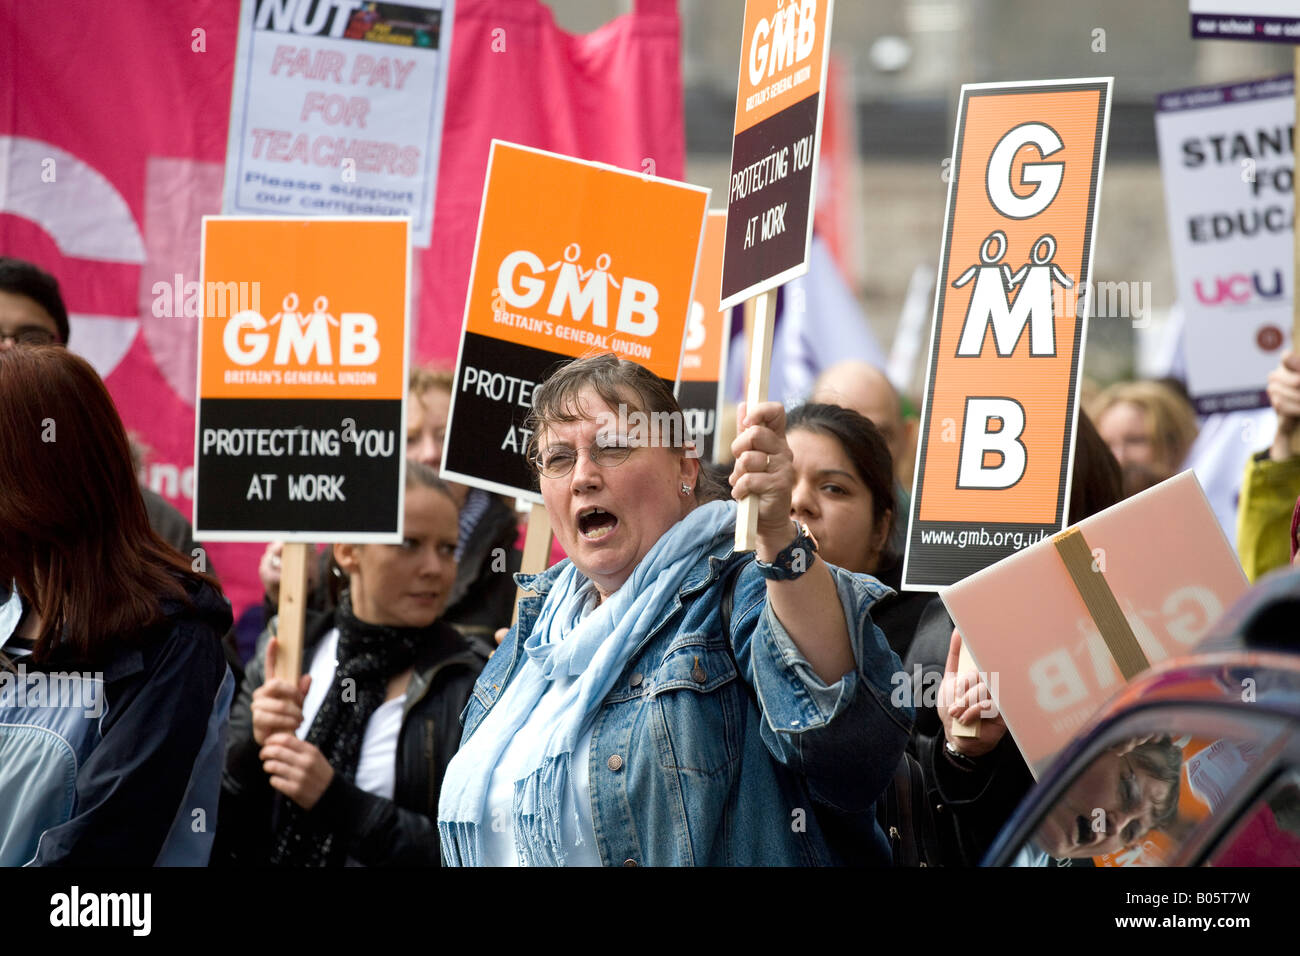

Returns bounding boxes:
[1205,771,1300,867]
[1011,709,1288,867]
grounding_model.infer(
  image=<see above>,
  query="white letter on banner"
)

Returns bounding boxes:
[986,123,1065,219]
[957,398,1026,489]
[796,1,816,61]
[498,250,546,309]
[339,313,379,365]
[615,278,659,337]
[748,17,770,87]
[224,311,269,365]
[956,266,1054,357]
[274,312,332,366]
[547,261,609,326]
[769,6,797,76]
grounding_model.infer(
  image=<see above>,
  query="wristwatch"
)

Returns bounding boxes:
[943,740,981,770]
[754,519,818,581]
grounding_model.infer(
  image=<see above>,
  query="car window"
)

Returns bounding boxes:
[1006,706,1289,867]
[1202,770,1300,867]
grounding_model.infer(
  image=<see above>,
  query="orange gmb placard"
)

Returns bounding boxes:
[680,211,727,383]
[199,218,408,401]
[463,142,710,381]
[734,0,830,136]
[918,82,1109,527]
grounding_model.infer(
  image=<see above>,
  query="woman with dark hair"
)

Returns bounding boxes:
[437,352,910,866]
[0,346,233,865]
[217,461,486,866]
[786,403,931,657]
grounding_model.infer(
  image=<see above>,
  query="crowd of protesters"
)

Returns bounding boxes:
[2,254,1299,866]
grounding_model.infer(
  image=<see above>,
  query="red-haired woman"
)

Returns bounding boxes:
[0,346,233,865]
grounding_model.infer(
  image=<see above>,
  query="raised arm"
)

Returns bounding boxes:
[730,400,853,683]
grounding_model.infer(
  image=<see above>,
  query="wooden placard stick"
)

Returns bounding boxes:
[512,502,553,624]
[949,640,982,739]
[736,289,775,551]
[273,541,310,682]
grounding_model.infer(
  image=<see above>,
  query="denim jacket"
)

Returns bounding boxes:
[458,540,913,866]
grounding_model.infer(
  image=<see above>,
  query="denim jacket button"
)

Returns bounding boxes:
[623,858,638,867]
[607,754,624,772]
[629,672,643,688]
[691,656,707,684]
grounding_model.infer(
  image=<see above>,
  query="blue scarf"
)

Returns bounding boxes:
[438,499,736,866]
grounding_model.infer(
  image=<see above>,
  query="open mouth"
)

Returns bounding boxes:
[577,506,619,541]
[1075,814,1091,846]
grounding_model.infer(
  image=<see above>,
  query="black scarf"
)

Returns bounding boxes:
[269,592,425,867]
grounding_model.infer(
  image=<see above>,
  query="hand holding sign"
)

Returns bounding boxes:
[939,630,1006,758]
[729,399,798,549]
[1266,350,1300,459]
[251,636,311,746]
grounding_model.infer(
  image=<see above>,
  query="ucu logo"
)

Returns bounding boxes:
[1193,270,1285,305]
[223,292,380,366]
[495,243,660,337]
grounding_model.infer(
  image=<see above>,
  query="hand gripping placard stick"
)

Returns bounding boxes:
[273,541,310,682]
[736,289,775,551]
[949,640,982,739]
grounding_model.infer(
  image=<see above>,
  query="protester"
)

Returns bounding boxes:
[257,366,521,656]
[786,402,929,657]
[1237,351,1300,582]
[1020,736,1182,864]
[1089,380,1198,494]
[811,360,917,554]
[812,361,915,486]
[0,256,67,349]
[2,257,209,563]
[0,257,243,678]
[217,461,486,866]
[406,367,522,649]
[437,353,911,866]
[0,346,233,865]
[903,410,1123,865]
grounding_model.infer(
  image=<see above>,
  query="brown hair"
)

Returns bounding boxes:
[409,365,455,400]
[526,352,728,502]
[1069,411,1124,521]
[786,402,896,559]
[0,346,218,665]
[1088,380,1199,475]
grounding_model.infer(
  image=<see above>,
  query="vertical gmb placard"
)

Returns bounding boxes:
[676,211,730,464]
[719,0,833,310]
[194,217,410,542]
[903,79,1113,591]
[443,141,711,501]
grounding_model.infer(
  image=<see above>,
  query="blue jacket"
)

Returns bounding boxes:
[0,578,233,866]
[459,542,913,866]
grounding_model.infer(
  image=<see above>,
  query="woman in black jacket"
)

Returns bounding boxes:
[217,462,487,866]
[0,345,232,865]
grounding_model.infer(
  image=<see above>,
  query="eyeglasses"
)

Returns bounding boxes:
[532,437,636,478]
[0,326,58,347]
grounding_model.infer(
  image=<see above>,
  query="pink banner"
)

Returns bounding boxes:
[1,0,684,619]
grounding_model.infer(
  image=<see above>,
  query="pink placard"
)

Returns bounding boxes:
[941,471,1248,777]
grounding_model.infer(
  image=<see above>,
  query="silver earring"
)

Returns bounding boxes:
[681,483,692,495]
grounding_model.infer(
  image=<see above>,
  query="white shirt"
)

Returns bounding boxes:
[481,583,602,866]
[299,629,406,802]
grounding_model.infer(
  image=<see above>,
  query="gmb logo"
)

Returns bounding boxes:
[495,243,661,337]
[223,293,380,366]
